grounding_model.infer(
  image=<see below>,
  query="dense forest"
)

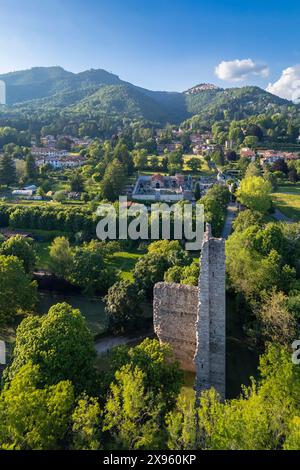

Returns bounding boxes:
[0,66,297,138]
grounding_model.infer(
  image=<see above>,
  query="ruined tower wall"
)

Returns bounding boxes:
[153,225,226,399]
[195,226,226,399]
[153,283,198,371]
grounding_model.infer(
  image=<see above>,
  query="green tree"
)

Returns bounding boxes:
[4,303,97,394]
[0,254,37,325]
[133,253,170,299]
[0,235,36,273]
[49,236,73,278]
[104,280,143,334]
[0,153,16,186]
[194,182,201,201]
[133,149,148,170]
[211,148,224,166]
[166,392,198,450]
[188,158,202,173]
[166,346,300,450]
[232,209,264,232]
[284,417,300,450]
[0,362,74,450]
[105,339,183,414]
[100,159,126,201]
[69,245,117,294]
[71,395,102,450]
[70,171,85,192]
[245,162,262,178]
[226,227,298,303]
[237,176,272,213]
[257,290,296,345]
[113,141,133,174]
[164,262,199,286]
[103,364,161,449]
[53,190,67,203]
[243,135,258,148]
[25,154,37,181]
[167,149,183,174]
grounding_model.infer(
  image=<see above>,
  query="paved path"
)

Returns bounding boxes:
[95,330,153,355]
[95,336,131,354]
[221,202,239,239]
[272,208,293,224]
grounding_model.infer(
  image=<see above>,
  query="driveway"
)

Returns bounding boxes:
[221,203,239,239]
[272,208,293,224]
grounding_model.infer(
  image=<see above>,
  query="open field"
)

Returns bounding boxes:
[272,192,300,221]
[111,249,144,281]
[35,240,143,281]
[37,291,108,337]
[276,182,300,195]
[183,154,215,176]
[272,181,300,221]
[141,154,215,177]
[35,241,52,270]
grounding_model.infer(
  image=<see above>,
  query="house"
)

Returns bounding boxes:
[258,149,300,165]
[36,155,86,169]
[31,147,68,158]
[0,228,33,239]
[132,173,192,202]
[156,142,181,155]
[151,174,165,188]
[12,189,34,197]
[40,135,56,148]
[24,184,38,191]
[240,148,256,160]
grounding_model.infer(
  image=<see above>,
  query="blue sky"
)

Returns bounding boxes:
[1,0,300,95]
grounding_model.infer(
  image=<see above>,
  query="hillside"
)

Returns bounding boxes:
[0,67,297,127]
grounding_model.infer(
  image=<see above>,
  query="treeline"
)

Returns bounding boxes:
[0,126,31,148]
[0,204,97,235]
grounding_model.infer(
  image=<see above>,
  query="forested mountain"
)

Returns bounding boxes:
[0,66,297,129]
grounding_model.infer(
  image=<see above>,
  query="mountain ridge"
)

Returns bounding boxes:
[0,66,295,126]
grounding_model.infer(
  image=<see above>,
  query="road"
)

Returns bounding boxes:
[221,202,239,239]
[272,208,293,224]
[94,330,154,355]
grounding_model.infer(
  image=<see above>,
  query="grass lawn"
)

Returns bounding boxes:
[272,192,300,221]
[111,250,144,281]
[37,291,108,337]
[141,155,215,178]
[183,154,215,177]
[35,241,144,280]
[35,241,52,270]
[276,182,300,195]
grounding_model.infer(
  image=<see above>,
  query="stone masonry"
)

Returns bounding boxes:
[153,224,226,399]
[153,283,198,372]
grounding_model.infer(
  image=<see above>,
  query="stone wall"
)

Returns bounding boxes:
[153,283,198,371]
[153,224,226,399]
[195,225,226,399]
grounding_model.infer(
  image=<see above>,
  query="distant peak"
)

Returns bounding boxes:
[184,83,221,94]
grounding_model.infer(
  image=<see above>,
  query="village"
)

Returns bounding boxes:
[1,124,300,205]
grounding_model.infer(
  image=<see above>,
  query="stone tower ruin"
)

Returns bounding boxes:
[153,224,226,399]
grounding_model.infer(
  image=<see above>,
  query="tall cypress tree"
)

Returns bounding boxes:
[25,154,37,181]
[0,153,16,186]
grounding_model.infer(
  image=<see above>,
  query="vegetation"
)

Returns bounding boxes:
[1,66,300,451]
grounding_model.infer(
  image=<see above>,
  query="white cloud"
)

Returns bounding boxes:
[267,65,300,102]
[215,58,269,82]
